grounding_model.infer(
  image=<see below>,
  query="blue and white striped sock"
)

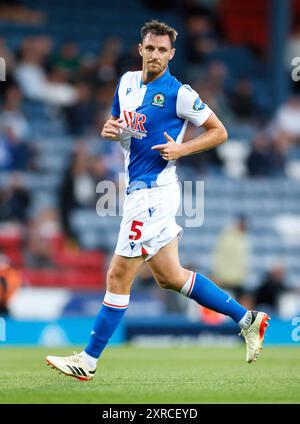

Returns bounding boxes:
[180,272,247,323]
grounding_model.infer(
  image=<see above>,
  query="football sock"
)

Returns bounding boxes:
[180,272,247,323]
[80,350,97,370]
[84,291,129,360]
[238,310,255,329]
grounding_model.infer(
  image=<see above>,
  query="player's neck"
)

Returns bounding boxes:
[142,67,167,84]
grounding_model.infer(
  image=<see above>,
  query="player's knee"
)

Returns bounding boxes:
[156,275,181,291]
[157,277,174,290]
[106,266,123,292]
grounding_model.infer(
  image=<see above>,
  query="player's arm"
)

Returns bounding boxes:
[151,115,227,160]
[176,87,228,156]
[180,112,228,157]
[101,77,124,141]
[152,85,227,160]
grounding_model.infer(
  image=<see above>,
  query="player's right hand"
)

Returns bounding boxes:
[101,118,124,141]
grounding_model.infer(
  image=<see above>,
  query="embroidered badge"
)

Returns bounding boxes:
[193,97,205,111]
[152,93,165,107]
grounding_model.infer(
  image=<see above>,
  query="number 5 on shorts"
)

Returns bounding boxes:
[129,220,144,240]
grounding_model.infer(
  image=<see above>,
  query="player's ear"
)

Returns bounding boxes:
[169,48,176,60]
[138,43,143,56]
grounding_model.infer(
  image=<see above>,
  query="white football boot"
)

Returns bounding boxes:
[46,352,96,381]
[240,311,271,363]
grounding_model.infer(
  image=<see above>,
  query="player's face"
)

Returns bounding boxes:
[139,33,175,76]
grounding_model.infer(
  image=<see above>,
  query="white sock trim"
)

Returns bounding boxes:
[239,310,252,329]
[81,351,97,370]
[103,291,130,310]
[180,272,196,297]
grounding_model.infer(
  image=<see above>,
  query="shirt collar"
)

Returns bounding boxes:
[140,67,171,88]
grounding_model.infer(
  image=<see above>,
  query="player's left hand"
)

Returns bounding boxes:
[151,132,183,160]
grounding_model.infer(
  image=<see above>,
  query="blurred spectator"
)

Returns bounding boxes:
[91,155,114,183]
[273,96,300,142]
[95,38,123,84]
[59,146,111,240]
[64,82,98,136]
[26,207,61,268]
[0,37,15,78]
[0,0,46,25]
[101,37,123,62]
[229,78,256,121]
[0,253,22,315]
[42,66,79,107]
[185,13,219,64]
[97,53,118,84]
[0,174,31,224]
[59,149,94,239]
[117,43,141,76]
[0,130,12,170]
[15,36,78,106]
[191,62,235,127]
[87,128,125,186]
[255,264,287,314]
[0,85,31,140]
[52,42,81,76]
[14,36,52,100]
[76,54,99,88]
[204,61,229,94]
[213,216,250,302]
[94,83,117,111]
[246,131,289,177]
[0,126,35,171]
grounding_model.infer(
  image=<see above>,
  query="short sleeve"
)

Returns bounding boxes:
[111,80,121,118]
[176,84,213,126]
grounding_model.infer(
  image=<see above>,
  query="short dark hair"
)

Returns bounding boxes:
[141,20,178,48]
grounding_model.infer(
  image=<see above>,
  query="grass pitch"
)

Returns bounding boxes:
[0,345,299,404]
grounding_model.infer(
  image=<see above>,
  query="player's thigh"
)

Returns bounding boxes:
[107,253,145,294]
[147,238,190,291]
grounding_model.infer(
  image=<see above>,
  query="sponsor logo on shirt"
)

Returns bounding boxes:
[123,110,147,139]
[152,93,165,107]
[193,97,205,111]
[126,87,133,95]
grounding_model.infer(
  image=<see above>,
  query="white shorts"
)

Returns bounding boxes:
[115,181,182,260]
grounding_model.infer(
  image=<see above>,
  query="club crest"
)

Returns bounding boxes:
[152,93,165,107]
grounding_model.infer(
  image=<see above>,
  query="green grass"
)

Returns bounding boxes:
[0,345,299,403]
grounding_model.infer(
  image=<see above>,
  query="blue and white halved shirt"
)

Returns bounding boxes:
[111,68,213,194]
